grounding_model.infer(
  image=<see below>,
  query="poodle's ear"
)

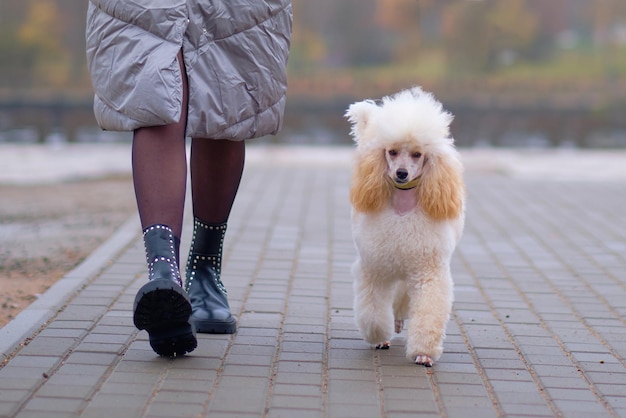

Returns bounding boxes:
[345,100,378,142]
[350,148,391,213]
[418,151,465,221]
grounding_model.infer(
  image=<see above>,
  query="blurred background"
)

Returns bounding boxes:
[1,0,625,148]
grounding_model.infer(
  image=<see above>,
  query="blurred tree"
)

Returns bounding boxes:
[0,2,29,89]
[288,1,328,72]
[289,28,327,73]
[487,0,538,58]
[588,0,626,79]
[18,0,72,88]
[441,1,489,73]
[374,0,442,62]
[589,0,626,45]
[375,0,422,61]
[326,0,392,67]
[290,0,395,69]
[442,0,539,73]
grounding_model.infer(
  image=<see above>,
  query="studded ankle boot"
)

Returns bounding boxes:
[185,218,237,334]
[133,224,197,356]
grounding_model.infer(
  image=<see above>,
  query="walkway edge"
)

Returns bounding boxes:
[0,214,140,361]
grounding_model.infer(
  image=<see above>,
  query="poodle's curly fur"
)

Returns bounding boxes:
[346,87,465,366]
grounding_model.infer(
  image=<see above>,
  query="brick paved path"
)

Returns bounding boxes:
[0,148,625,417]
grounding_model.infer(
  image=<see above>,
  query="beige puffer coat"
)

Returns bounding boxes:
[86,0,292,140]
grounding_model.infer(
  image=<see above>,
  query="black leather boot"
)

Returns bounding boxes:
[133,224,197,356]
[185,218,237,334]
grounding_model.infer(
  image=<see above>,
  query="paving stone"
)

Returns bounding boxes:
[444,406,498,418]
[73,341,127,354]
[36,328,87,339]
[46,320,94,330]
[278,351,323,362]
[19,397,84,414]
[328,403,381,418]
[0,366,54,380]
[593,383,626,397]
[145,401,206,417]
[436,383,491,398]
[168,356,222,371]
[271,394,323,410]
[327,380,379,405]
[16,337,78,357]
[35,383,94,399]
[221,364,271,378]
[0,377,43,390]
[272,384,323,397]
[0,389,29,404]
[81,394,146,417]
[158,376,215,391]
[273,372,323,386]
[14,410,73,418]
[551,399,608,414]
[65,351,119,365]
[0,402,19,418]
[152,390,209,404]
[4,355,59,369]
[209,378,267,414]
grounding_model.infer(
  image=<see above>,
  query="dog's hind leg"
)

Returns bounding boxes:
[393,283,410,334]
[394,320,404,334]
[353,263,394,346]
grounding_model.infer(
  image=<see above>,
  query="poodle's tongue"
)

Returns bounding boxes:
[391,189,417,215]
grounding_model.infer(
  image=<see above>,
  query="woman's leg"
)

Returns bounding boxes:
[184,138,244,334]
[131,54,188,237]
[190,138,245,224]
[131,51,196,356]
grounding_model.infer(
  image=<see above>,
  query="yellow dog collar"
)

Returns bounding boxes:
[388,177,420,190]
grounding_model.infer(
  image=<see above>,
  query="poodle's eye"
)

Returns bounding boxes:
[413,152,422,159]
[388,149,397,157]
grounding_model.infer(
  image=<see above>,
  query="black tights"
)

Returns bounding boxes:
[132,51,244,239]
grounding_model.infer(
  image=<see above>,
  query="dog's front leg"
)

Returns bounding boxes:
[353,262,395,347]
[405,272,453,366]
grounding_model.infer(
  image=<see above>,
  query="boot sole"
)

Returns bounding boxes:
[133,279,197,356]
[192,316,237,334]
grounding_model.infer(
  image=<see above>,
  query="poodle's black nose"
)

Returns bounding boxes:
[396,169,408,180]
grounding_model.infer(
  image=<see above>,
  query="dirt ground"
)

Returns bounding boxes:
[0,175,136,328]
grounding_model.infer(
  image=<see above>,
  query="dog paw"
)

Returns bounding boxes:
[414,355,433,367]
[375,341,390,350]
[394,319,404,333]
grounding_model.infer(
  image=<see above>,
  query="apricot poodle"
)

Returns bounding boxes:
[346,87,465,366]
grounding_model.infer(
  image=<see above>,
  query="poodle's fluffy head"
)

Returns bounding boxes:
[346,86,454,158]
[346,87,464,220]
